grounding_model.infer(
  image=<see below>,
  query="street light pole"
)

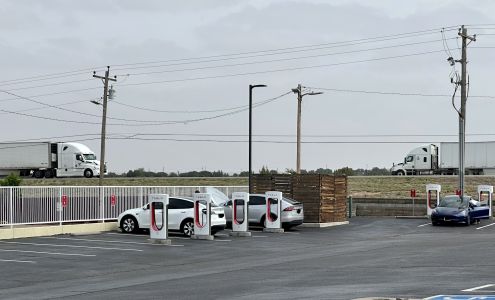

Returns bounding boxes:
[292,84,322,174]
[249,84,266,193]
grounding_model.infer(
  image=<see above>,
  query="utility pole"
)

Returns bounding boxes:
[291,84,322,174]
[457,26,476,199]
[93,66,117,186]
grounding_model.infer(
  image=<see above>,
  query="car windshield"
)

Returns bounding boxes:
[439,196,469,208]
[83,154,97,160]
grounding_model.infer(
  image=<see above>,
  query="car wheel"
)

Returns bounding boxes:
[121,216,139,233]
[84,169,93,178]
[396,170,405,176]
[181,219,194,237]
[432,221,439,226]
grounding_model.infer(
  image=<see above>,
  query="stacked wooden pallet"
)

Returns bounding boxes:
[250,174,348,223]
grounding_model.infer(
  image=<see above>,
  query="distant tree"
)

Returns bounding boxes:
[334,167,354,176]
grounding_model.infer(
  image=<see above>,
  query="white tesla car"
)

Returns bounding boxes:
[117,196,226,236]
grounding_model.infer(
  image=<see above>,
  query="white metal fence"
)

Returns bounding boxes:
[0,186,248,227]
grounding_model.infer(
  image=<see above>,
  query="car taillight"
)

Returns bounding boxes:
[283,206,294,211]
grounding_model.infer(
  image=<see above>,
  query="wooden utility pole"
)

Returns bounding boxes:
[457,26,476,198]
[292,84,322,174]
[93,66,116,186]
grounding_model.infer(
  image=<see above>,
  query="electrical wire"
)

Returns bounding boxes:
[0,91,291,126]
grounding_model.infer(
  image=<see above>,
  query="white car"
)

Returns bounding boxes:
[223,194,304,229]
[117,196,226,236]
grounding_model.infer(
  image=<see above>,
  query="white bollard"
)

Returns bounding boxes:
[263,191,284,233]
[230,192,251,237]
[426,184,441,217]
[477,185,493,219]
[149,194,171,245]
[191,193,214,240]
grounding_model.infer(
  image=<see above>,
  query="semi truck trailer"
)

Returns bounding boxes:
[391,142,495,175]
[0,142,103,178]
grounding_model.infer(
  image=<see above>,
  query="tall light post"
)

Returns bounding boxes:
[249,84,267,193]
[291,84,322,174]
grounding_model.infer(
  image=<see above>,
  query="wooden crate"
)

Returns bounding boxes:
[251,174,348,223]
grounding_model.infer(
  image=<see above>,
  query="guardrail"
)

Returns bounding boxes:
[0,186,248,227]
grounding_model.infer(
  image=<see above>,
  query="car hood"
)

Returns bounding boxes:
[435,207,466,215]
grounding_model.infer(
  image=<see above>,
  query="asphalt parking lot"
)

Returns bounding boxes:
[1,217,494,300]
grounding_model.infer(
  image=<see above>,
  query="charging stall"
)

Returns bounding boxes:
[149,194,171,245]
[191,193,214,240]
[264,191,284,233]
[426,184,441,217]
[230,192,251,237]
[477,185,493,219]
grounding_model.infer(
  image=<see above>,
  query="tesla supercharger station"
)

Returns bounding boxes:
[191,193,214,240]
[230,192,251,237]
[477,185,493,219]
[426,184,441,217]
[149,194,171,245]
[264,191,284,233]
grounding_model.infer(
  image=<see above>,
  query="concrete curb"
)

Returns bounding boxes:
[0,222,118,240]
[301,221,349,228]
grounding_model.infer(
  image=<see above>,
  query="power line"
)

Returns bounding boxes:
[0,26,462,87]
[0,91,291,126]
[305,86,495,100]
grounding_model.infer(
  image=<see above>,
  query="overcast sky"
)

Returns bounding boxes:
[1,0,494,174]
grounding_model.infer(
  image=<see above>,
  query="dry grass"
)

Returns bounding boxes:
[20,176,495,199]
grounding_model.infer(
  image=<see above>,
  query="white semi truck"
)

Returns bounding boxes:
[391,142,495,175]
[0,142,104,178]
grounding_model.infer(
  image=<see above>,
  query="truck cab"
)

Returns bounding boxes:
[55,142,103,178]
[391,144,438,175]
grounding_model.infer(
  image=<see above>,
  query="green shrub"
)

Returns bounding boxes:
[0,173,22,186]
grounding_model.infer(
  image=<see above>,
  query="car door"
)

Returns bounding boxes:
[168,198,193,230]
[248,195,266,224]
[140,204,151,228]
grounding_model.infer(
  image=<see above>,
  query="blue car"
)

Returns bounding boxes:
[431,195,490,226]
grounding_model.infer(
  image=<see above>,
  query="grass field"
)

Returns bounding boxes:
[19,176,495,199]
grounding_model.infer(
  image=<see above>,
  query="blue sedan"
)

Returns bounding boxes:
[431,195,490,226]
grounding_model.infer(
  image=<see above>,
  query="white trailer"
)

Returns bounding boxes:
[0,142,103,178]
[391,142,495,175]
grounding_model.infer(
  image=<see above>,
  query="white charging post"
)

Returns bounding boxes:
[264,191,284,233]
[191,193,214,240]
[149,194,171,245]
[477,185,493,219]
[230,192,251,237]
[426,184,441,217]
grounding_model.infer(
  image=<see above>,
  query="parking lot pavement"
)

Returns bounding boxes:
[1,217,495,300]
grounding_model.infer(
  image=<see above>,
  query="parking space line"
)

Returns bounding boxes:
[476,223,495,230]
[0,249,96,257]
[215,239,232,242]
[417,223,431,227]
[39,236,151,246]
[462,283,494,292]
[252,235,268,238]
[284,231,300,234]
[0,241,143,252]
[0,258,36,264]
